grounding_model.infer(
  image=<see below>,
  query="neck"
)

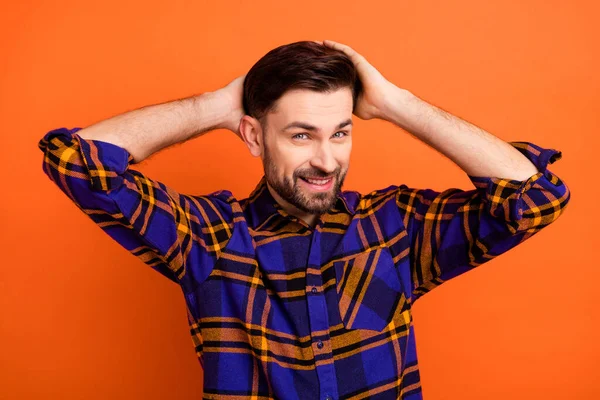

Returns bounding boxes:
[266,183,320,228]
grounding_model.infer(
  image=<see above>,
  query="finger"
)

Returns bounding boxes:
[323,40,353,53]
[323,40,366,67]
[323,40,358,57]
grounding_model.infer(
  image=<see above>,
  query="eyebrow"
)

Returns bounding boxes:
[282,118,353,132]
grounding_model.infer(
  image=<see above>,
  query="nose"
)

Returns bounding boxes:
[309,142,337,175]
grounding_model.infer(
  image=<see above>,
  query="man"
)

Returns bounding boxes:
[38,40,570,399]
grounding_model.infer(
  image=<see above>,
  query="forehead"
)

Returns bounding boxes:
[268,88,353,129]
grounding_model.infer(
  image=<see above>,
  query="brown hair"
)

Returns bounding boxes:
[242,40,363,128]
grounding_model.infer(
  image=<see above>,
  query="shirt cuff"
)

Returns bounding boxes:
[467,141,565,223]
[38,127,135,193]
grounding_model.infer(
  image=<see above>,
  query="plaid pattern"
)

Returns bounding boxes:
[39,127,570,399]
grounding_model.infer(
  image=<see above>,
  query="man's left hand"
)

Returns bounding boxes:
[319,39,400,121]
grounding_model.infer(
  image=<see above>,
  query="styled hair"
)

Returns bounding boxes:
[242,40,363,128]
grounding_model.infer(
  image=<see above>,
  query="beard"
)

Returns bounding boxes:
[263,145,347,215]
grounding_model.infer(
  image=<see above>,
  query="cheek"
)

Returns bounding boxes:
[335,147,352,167]
[282,150,311,173]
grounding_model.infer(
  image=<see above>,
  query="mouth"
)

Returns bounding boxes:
[298,176,335,191]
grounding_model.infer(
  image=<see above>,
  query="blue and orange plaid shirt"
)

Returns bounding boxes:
[39,127,570,399]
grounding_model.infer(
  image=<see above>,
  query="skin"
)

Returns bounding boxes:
[76,38,540,215]
[219,39,540,228]
[239,88,354,227]
[218,38,395,227]
[218,39,393,228]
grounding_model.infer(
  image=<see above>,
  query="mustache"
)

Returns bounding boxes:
[294,167,341,180]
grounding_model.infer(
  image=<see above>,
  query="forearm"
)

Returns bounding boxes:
[75,90,231,163]
[382,88,539,181]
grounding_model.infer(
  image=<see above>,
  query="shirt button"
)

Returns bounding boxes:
[311,287,317,294]
[316,340,323,349]
[325,396,333,400]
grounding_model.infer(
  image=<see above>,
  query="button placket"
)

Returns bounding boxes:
[305,224,339,400]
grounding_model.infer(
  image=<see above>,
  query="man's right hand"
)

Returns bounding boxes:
[214,74,246,139]
[74,74,249,163]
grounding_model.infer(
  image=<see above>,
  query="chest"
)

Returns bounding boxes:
[188,214,413,337]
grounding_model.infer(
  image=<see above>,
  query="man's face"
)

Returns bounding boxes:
[261,87,353,215]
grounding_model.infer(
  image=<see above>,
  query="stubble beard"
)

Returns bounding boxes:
[263,145,347,215]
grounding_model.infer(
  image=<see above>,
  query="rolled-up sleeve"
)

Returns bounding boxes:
[466,141,569,233]
[396,141,570,303]
[38,127,233,293]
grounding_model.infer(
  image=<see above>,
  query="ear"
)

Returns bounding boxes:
[239,115,264,157]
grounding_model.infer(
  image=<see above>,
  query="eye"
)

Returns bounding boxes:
[292,131,348,140]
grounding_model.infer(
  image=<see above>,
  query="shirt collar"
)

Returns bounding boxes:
[242,175,357,230]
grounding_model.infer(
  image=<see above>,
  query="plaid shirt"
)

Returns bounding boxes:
[39,127,570,399]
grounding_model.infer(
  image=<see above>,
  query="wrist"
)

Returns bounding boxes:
[380,88,420,129]
[380,87,414,123]
[195,90,234,131]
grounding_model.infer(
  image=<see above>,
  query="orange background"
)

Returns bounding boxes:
[1,1,597,399]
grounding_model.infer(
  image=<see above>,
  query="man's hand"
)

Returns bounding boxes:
[318,41,542,181]
[214,74,246,139]
[319,40,400,121]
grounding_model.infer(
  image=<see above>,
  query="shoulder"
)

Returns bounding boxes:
[341,184,408,213]
[181,188,238,225]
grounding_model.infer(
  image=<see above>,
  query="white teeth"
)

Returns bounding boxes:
[306,178,330,185]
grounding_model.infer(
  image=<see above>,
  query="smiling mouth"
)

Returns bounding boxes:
[299,176,333,185]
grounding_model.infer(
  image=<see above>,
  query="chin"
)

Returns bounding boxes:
[300,197,337,215]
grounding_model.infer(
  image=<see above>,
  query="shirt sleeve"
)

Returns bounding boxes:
[395,141,571,304]
[38,127,234,293]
